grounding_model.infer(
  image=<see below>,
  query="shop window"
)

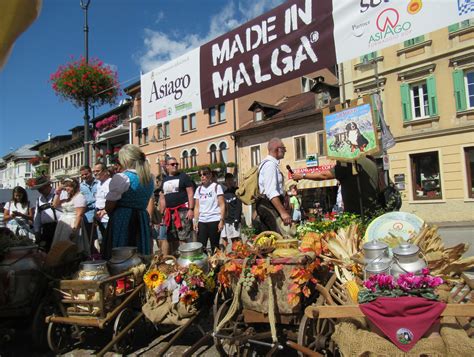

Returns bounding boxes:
[210,144,217,164]
[190,149,197,167]
[190,113,196,130]
[452,69,474,111]
[182,151,189,169]
[218,104,226,122]
[295,136,307,161]
[219,142,228,163]
[404,35,425,47]
[465,147,474,199]
[410,151,442,200]
[400,75,438,121]
[209,107,216,125]
[182,115,189,132]
[251,145,261,167]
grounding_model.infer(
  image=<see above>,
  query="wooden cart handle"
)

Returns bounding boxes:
[304,304,474,319]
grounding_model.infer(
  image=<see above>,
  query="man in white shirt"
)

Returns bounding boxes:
[256,138,291,234]
[32,176,62,252]
[93,163,111,250]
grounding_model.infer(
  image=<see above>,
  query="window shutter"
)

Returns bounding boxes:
[400,83,412,121]
[427,75,438,116]
[448,23,460,32]
[452,69,467,112]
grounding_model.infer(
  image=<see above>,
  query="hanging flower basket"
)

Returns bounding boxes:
[50,57,120,108]
[29,156,41,165]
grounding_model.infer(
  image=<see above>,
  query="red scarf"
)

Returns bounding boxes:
[163,203,188,230]
[360,296,446,352]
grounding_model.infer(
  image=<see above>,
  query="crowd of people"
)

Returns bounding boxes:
[2,138,385,258]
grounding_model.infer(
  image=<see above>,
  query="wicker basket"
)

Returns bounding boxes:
[148,254,178,275]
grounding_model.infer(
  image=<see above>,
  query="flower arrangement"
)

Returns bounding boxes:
[287,260,321,306]
[29,156,41,165]
[50,57,120,108]
[25,177,38,188]
[296,212,362,238]
[358,269,444,304]
[96,114,119,130]
[144,264,214,306]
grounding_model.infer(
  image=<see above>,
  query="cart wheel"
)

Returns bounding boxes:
[47,321,75,354]
[297,314,336,357]
[32,295,58,351]
[213,298,246,356]
[113,308,140,354]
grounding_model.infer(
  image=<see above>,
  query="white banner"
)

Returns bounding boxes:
[141,47,201,129]
[333,0,473,63]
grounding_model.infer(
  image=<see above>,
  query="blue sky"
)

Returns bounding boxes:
[0,0,284,156]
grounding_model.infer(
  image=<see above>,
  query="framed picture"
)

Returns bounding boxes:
[324,101,379,161]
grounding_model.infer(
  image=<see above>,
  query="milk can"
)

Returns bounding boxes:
[107,247,142,276]
[362,241,390,264]
[364,261,391,279]
[177,242,209,273]
[390,243,426,277]
[76,260,110,281]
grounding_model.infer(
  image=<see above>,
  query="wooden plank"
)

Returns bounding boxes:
[304,304,474,319]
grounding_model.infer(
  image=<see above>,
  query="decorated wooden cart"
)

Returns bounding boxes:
[44,267,145,355]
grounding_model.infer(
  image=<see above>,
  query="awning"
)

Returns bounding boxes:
[285,178,338,190]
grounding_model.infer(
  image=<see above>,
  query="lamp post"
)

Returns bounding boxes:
[80,0,91,166]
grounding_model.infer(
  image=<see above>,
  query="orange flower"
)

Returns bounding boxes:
[180,290,199,305]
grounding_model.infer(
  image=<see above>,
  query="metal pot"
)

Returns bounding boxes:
[107,247,142,276]
[77,260,110,281]
[177,242,208,273]
[362,241,389,264]
[390,243,426,277]
[0,245,47,310]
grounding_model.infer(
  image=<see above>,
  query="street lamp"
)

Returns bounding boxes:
[80,0,91,166]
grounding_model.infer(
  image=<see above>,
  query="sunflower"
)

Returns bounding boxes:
[144,269,166,290]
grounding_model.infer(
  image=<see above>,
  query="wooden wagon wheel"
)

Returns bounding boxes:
[213,298,248,356]
[112,307,141,354]
[297,274,345,356]
[47,321,75,354]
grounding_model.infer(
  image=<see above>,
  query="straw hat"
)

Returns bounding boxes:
[30,176,51,190]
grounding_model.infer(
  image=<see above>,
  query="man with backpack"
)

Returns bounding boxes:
[255,138,292,233]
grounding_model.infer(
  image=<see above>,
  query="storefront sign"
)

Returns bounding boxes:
[141,0,472,128]
[394,173,406,191]
[287,164,335,179]
[306,154,319,167]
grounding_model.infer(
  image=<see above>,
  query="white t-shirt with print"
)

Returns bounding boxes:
[194,183,223,223]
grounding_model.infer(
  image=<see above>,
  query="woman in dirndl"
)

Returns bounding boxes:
[104,144,154,258]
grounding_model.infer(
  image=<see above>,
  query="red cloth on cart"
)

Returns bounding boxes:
[359,296,446,352]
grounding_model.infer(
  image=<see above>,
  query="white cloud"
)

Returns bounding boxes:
[137,0,285,73]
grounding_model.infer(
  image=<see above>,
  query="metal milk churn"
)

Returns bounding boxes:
[362,241,392,279]
[107,246,142,276]
[76,260,110,281]
[391,243,427,277]
[177,242,209,273]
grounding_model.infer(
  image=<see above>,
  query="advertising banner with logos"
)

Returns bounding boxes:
[141,0,473,129]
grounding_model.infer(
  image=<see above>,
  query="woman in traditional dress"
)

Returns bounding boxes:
[51,178,90,255]
[3,186,34,238]
[104,144,154,258]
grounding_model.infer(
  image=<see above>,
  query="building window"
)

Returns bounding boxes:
[182,116,189,132]
[190,149,197,167]
[250,145,261,167]
[143,127,149,144]
[448,19,473,32]
[209,144,217,164]
[400,75,438,121]
[410,151,442,200]
[182,151,189,169]
[164,121,170,137]
[301,76,315,93]
[404,35,425,47]
[136,123,142,145]
[209,107,216,125]
[295,136,307,161]
[25,163,32,173]
[218,104,226,122]
[157,124,164,139]
[190,113,196,130]
[453,69,474,111]
[219,142,228,163]
[465,147,474,199]
[255,110,263,122]
[317,132,326,156]
[80,152,83,166]
[360,51,377,64]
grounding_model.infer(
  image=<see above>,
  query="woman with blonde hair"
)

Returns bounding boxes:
[104,144,154,257]
[51,178,90,254]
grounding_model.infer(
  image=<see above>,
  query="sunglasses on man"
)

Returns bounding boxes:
[167,163,179,167]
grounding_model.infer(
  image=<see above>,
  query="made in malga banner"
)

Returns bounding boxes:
[141,0,473,128]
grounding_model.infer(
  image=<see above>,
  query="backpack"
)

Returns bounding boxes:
[236,160,269,205]
[377,170,402,212]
